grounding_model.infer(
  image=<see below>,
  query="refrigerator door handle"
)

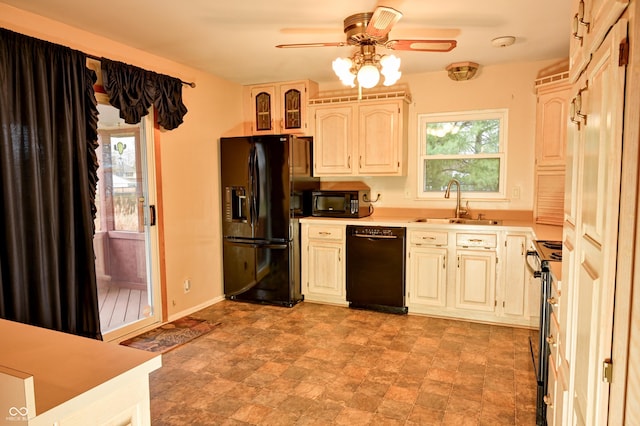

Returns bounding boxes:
[253,145,260,221]
[248,145,257,229]
[224,237,288,250]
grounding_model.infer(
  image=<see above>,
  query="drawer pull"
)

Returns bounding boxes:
[422,236,436,240]
[318,231,331,235]
[546,335,557,347]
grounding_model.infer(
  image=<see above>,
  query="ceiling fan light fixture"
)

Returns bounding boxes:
[334,48,403,89]
[446,61,479,81]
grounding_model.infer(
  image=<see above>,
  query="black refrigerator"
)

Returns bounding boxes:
[220,135,318,307]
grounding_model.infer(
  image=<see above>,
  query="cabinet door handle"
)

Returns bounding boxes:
[546,334,557,347]
[347,156,351,169]
[543,395,553,407]
[443,256,446,269]
[338,248,341,262]
[547,296,558,306]
[572,13,584,44]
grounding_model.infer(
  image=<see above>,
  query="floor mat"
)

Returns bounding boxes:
[119,316,220,353]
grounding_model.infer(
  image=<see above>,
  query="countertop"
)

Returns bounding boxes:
[0,319,161,416]
[299,211,563,241]
[300,208,564,280]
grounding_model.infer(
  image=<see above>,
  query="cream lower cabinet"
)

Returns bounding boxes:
[454,233,497,314]
[501,233,529,319]
[301,223,346,305]
[302,222,536,327]
[407,230,448,310]
[404,228,534,326]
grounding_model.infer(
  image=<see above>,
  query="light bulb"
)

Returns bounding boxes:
[382,70,401,86]
[380,55,401,72]
[357,64,380,89]
[332,57,352,76]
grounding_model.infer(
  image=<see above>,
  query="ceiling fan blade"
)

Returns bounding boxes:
[366,6,403,39]
[276,42,348,48]
[385,39,457,52]
[279,28,341,35]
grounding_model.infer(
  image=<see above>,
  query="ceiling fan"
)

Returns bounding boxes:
[275,6,457,53]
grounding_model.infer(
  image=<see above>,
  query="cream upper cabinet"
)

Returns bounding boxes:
[534,65,570,226]
[312,105,355,175]
[569,0,629,81]
[536,81,570,167]
[245,80,318,135]
[357,101,405,175]
[309,94,409,177]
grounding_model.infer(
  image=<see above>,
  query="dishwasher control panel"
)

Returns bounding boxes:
[350,226,404,238]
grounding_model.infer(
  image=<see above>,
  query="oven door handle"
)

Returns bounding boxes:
[526,250,542,278]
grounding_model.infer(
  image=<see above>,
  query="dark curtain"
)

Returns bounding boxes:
[0,28,102,339]
[101,58,188,130]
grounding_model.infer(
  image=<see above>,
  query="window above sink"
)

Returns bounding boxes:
[417,109,508,200]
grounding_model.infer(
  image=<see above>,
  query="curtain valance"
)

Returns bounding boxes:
[101,58,188,130]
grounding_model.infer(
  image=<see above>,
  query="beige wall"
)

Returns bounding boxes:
[315,57,563,213]
[0,3,242,319]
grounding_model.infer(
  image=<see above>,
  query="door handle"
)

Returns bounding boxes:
[149,205,156,226]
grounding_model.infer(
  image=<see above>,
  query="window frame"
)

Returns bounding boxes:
[417,108,508,200]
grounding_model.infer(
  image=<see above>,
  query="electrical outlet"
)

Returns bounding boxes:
[183,279,191,293]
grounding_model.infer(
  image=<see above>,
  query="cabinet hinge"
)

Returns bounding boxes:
[603,358,613,383]
[619,39,630,66]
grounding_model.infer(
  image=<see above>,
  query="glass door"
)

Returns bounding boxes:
[94,98,161,340]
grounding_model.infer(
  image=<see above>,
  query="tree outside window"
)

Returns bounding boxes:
[418,109,507,199]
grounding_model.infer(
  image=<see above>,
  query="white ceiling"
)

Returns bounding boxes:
[1,0,571,85]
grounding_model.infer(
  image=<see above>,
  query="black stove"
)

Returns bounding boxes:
[533,240,563,263]
[527,239,562,425]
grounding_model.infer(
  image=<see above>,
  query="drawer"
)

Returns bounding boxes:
[410,230,448,246]
[456,233,497,248]
[307,225,344,241]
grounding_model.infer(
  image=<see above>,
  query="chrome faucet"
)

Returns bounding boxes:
[444,178,467,218]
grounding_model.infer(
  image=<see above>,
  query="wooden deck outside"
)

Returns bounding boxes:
[98,286,149,333]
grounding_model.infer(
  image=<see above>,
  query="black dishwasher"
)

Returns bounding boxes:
[346,225,407,314]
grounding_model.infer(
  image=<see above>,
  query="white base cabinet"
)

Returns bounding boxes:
[405,227,535,327]
[407,230,448,309]
[301,223,347,305]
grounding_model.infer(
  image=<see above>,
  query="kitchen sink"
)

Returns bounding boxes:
[413,217,502,225]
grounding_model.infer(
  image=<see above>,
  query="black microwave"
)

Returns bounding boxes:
[311,190,371,218]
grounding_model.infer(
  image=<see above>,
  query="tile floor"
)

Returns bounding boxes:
[149,300,537,425]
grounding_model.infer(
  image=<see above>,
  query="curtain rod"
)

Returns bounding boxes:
[85,53,196,88]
